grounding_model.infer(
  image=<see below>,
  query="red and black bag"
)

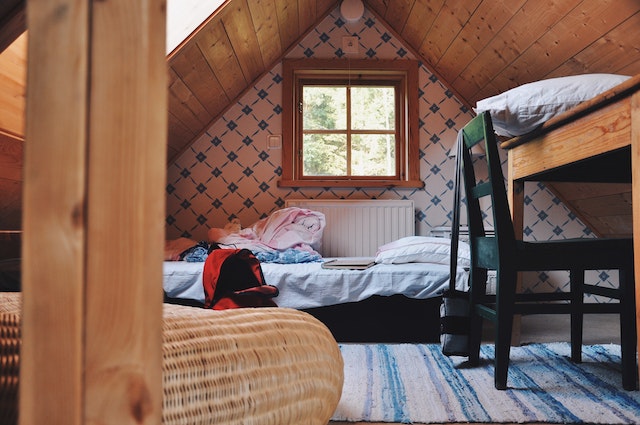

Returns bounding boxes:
[203,248,279,310]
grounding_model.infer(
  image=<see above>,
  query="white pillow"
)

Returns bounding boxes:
[375,236,470,267]
[474,74,631,137]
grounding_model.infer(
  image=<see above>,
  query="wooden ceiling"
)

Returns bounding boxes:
[164,0,640,163]
[0,0,24,54]
[1,0,640,234]
[3,0,640,163]
[166,0,340,161]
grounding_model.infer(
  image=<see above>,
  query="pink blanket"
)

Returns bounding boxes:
[207,207,325,254]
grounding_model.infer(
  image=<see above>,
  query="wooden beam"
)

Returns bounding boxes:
[21,0,167,424]
[0,1,26,54]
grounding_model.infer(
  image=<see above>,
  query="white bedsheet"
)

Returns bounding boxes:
[163,260,468,310]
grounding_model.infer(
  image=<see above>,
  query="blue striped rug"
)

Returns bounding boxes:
[332,343,640,424]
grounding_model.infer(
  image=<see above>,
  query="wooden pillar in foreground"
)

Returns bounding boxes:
[21,1,167,424]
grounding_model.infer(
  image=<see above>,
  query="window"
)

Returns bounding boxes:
[280,59,422,188]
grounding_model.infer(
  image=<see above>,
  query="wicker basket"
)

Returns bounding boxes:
[0,293,344,424]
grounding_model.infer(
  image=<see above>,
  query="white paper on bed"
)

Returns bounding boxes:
[163,260,468,310]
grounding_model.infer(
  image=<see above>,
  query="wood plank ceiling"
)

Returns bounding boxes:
[1,0,640,235]
[165,0,640,164]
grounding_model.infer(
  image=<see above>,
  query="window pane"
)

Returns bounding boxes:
[302,86,346,130]
[351,134,396,176]
[302,133,347,176]
[351,86,395,130]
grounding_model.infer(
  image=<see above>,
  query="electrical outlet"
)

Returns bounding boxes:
[267,134,281,149]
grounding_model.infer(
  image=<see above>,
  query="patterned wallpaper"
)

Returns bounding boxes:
[165,7,616,297]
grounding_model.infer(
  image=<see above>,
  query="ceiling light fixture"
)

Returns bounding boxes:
[340,0,365,22]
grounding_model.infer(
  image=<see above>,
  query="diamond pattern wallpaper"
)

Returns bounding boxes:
[165,7,616,297]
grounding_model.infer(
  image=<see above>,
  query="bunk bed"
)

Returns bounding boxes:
[488,73,640,238]
[461,73,640,350]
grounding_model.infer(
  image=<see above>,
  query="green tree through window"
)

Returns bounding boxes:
[302,85,396,177]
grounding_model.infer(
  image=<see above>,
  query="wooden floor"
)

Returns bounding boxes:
[329,314,621,425]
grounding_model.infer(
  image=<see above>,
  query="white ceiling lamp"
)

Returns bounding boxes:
[340,0,365,22]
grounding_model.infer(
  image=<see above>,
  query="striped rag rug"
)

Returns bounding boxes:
[331,343,640,424]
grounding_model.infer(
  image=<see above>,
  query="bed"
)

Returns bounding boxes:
[164,259,469,342]
[164,206,470,343]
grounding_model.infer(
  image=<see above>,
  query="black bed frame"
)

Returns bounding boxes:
[5,254,444,344]
[303,295,442,343]
[162,291,444,344]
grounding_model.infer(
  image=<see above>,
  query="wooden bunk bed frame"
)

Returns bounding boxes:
[500,73,640,346]
[501,73,640,237]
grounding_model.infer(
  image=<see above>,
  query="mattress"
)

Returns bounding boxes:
[163,259,468,310]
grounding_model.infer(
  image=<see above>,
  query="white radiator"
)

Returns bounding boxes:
[285,199,415,257]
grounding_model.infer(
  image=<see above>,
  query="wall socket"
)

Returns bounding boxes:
[342,36,359,54]
[267,134,281,149]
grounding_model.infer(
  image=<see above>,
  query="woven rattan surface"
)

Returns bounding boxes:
[0,292,20,425]
[0,293,344,424]
[162,303,344,424]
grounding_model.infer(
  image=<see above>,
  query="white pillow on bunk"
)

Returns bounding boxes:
[375,236,470,267]
[474,73,631,137]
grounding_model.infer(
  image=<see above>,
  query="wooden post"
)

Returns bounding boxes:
[632,89,640,384]
[507,156,525,345]
[21,0,167,424]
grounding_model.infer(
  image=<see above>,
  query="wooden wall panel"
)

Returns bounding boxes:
[620,59,640,77]
[168,68,209,129]
[549,11,640,78]
[170,44,226,118]
[418,0,481,65]
[298,0,317,34]
[454,0,581,100]
[248,0,283,68]
[167,111,197,159]
[221,0,265,83]
[21,0,166,424]
[275,0,300,49]
[548,182,633,238]
[316,0,337,16]
[85,0,166,422]
[0,131,22,229]
[400,0,444,57]
[0,178,20,230]
[631,88,640,380]
[0,0,25,54]
[383,0,412,31]
[493,0,640,88]
[3,0,640,242]
[22,0,89,421]
[0,132,21,181]
[364,0,387,17]
[435,0,526,84]
[194,20,245,101]
[0,32,26,139]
